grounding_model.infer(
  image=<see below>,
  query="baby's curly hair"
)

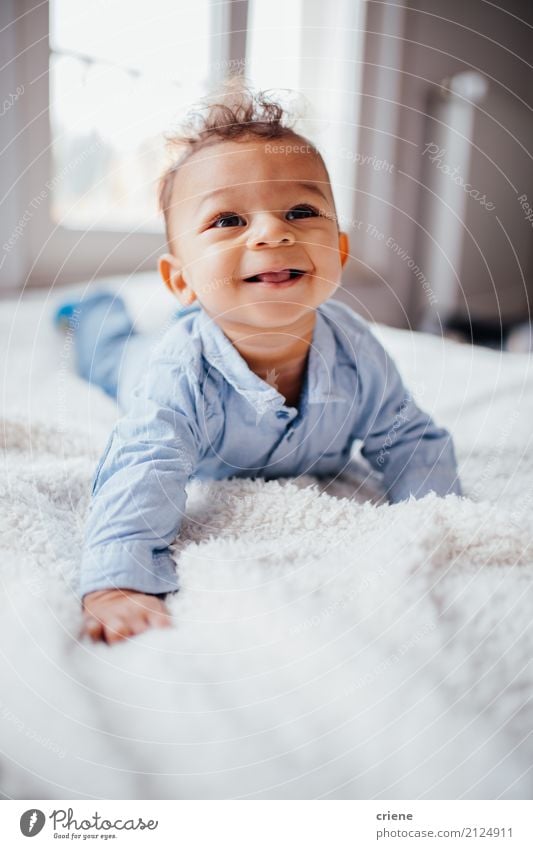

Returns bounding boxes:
[158,79,332,249]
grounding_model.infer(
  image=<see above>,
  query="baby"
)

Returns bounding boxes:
[62,84,461,645]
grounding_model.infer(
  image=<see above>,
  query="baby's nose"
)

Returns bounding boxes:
[246,216,295,248]
[251,235,293,246]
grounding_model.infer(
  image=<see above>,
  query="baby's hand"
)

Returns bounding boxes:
[81,588,172,644]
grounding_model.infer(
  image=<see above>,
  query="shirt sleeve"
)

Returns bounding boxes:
[354,326,462,503]
[79,357,204,598]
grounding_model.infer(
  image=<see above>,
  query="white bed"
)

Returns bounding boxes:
[1,274,532,799]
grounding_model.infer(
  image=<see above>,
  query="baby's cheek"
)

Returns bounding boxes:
[196,273,235,301]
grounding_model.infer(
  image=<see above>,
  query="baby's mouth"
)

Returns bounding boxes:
[243,269,306,284]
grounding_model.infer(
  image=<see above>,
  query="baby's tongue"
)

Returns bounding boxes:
[256,270,292,284]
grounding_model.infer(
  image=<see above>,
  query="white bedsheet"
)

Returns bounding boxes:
[1,276,532,799]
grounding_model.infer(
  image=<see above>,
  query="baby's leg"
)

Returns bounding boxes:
[66,292,160,407]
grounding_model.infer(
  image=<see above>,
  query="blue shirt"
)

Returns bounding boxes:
[80,299,461,597]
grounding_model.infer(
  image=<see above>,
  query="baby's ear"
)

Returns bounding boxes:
[338,232,350,267]
[158,254,197,306]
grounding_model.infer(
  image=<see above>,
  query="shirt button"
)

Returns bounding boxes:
[276,410,289,418]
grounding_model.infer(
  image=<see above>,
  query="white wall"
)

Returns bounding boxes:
[346,0,533,328]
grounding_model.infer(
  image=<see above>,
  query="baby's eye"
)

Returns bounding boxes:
[286,205,319,221]
[212,212,246,228]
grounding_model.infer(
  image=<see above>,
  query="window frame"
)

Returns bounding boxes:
[2,0,245,291]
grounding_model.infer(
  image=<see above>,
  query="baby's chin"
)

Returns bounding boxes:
[222,300,319,330]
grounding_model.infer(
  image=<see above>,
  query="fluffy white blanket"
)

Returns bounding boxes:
[1,278,532,799]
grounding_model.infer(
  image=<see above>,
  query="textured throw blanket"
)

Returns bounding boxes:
[1,280,532,799]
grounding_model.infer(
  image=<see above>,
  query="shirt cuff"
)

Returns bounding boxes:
[386,464,462,503]
[78,541,179,598]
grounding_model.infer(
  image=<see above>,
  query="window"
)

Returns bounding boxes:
[49,0,211,231]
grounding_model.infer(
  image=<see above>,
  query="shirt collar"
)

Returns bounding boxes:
[196,304,347,413]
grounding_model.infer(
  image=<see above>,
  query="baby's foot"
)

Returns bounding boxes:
[53,301,81,331]
[52,291,116,332]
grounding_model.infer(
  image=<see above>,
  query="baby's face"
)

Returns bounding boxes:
[159,137,348,331]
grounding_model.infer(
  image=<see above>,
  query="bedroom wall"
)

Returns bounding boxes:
[0,0,28,294]
[345,0,533,329]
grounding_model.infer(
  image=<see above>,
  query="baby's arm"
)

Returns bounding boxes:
[354,327,462,502]
[80,354,204,642]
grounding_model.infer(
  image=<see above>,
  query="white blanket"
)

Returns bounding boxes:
[1,277,532,799]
